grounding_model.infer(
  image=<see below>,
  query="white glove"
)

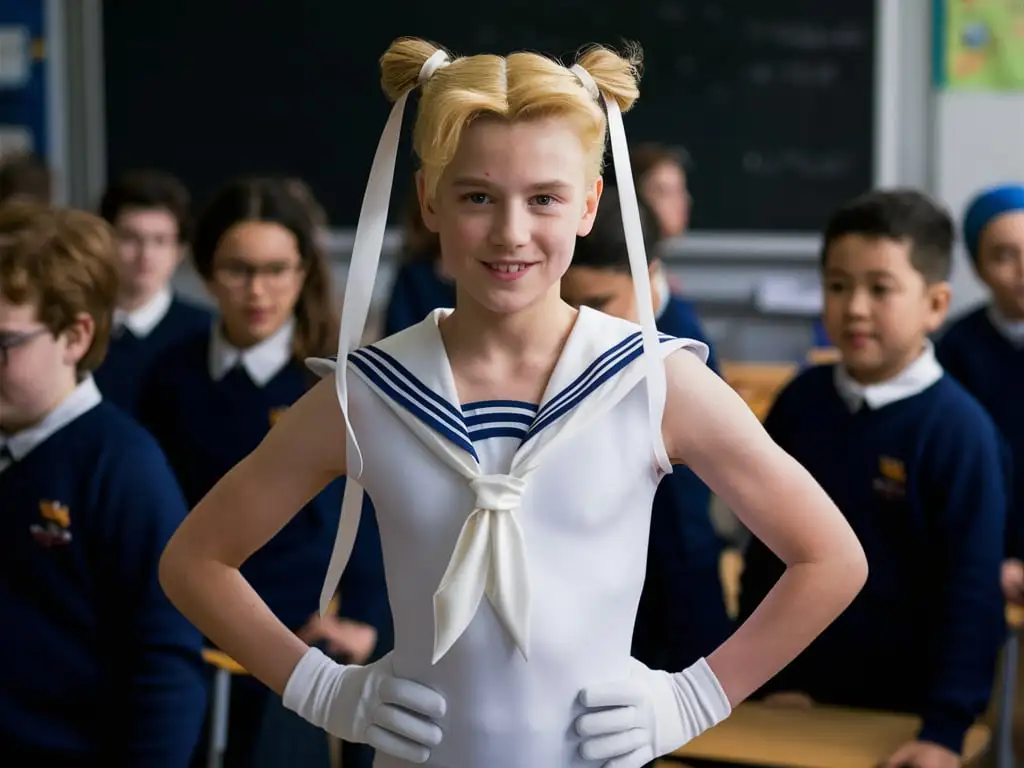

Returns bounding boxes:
[575,657,731,767]
[283,647,446,764]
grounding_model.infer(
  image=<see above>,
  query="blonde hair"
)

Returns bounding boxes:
[380,37,642,202]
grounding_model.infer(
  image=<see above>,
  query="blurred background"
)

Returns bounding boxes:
[0,0,1021,359]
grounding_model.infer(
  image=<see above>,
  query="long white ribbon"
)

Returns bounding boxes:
[318,50,449,617]
[571,64,671,474]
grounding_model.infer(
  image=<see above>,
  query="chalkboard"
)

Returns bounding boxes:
[103,1,875,234]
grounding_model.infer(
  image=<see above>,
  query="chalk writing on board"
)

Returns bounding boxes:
[742,150,856,180]
[743,20,869,51]
[747,62,840,88]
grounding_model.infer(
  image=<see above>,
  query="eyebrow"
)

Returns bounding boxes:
[450,177,575,193]
[824,268,896,280]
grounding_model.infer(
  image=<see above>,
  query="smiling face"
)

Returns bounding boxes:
[419,117,601,317]
[823,234,950,384]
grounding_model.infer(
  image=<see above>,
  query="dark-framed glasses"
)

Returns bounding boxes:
[0,327,51,365]
[214,261,304,291]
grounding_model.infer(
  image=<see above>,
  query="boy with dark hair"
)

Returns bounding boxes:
[95,169,212,415]
[937,184,1024,603]
[0,202,206,765]
[562,186,732,675]
[739,189,1008,768]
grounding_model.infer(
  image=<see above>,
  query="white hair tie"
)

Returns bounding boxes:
[419,49,450,84]
[570,64,600,101]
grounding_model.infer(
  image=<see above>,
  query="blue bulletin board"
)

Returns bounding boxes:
[0,0,47,156]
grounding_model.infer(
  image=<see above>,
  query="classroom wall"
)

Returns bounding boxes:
[935,91,1024,317]
[157,0,1024,356]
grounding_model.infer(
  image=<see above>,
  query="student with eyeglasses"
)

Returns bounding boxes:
[136,177,389,768]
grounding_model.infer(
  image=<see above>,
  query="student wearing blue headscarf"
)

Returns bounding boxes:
[936,183,1024,604]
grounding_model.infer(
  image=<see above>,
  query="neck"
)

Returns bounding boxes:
[993,301,1024,323]
[1,375,77,436]
[442,286,576,364]
[846,342,927,386]
[118,286,165,313]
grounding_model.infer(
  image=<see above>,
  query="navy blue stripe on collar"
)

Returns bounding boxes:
[349,349,477,460]
[526,333,674,442]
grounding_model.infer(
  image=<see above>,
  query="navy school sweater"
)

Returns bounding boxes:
[384,259,455,337]
[94,295,212,417]
[137,334,390,641]
[937,306,1024,560]
[0,401,206,765]
[632,293,733,673]
[738,366,1007,753]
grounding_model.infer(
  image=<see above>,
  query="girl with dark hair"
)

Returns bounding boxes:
[138,177,388,767]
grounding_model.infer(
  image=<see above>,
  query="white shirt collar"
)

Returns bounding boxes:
[113,288,173,338]
[833,342,943,412]
[208,317,295,387]
[0,376,102,472]
[987,305,1024,347]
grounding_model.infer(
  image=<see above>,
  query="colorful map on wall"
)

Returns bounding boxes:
[940,0,1024,89]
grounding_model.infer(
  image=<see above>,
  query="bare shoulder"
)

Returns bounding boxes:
[661,346,767,466]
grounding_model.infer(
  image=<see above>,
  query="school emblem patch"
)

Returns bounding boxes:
[30,500,72,547]
[873,456,907,500]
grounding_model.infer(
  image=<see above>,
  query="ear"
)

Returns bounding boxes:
[61,312,96,369]
[576,177,604,237]
[417,171,441,234]
[925,280,952,332]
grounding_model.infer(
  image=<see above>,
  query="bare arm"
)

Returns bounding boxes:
[662,350,867,707]
[158,377,347,695]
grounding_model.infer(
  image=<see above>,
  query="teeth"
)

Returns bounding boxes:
[491,263,525,273]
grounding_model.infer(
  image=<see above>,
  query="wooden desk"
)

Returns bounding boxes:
[721,363,797,422]
[806,347,842,366]
[673,702,990,768]
[1007,603,1024,630]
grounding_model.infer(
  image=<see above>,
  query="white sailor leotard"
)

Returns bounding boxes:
[310,306,707,767]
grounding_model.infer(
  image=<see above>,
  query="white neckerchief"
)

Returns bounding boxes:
[988,305,1024,347]
[313,51,671,666]
[208,317,295,387]
[833,342,943,412]
[0,376,102,473]
[113,287,172,338]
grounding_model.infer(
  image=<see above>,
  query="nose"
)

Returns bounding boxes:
[1012,252,1024,282]
[845,286,871,318]
[489,201,530,251]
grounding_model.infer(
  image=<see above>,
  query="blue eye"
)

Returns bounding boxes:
[464,192,489,204]
[533,195,554,206]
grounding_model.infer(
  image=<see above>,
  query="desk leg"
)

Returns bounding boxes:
[996,629,1019,768]
[207,668,232,768]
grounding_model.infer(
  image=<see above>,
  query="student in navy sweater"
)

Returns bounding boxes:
[561,186,731,675]
[138,177,388,768]
[383,177,455,336]
[739,189,1007,768]
[94,169,212,415]
[937,184,1024,602]
[0,202,206,765]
